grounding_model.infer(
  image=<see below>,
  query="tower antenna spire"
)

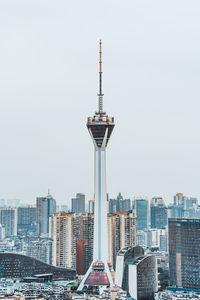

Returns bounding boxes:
[98,39,104,113]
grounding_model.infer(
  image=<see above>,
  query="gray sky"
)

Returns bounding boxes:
[0,0,200,206]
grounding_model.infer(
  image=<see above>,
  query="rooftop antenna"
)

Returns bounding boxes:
[98,39,104,114]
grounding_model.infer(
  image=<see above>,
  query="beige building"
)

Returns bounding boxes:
[50,213,94,270]
[50,211,136,271]
[108,211,137,268]
[49,212,77,269]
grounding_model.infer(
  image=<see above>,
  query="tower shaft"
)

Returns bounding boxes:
[93,137,108,262]
[78,40,115,292]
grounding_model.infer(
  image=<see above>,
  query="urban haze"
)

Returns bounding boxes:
[0,0,200,205]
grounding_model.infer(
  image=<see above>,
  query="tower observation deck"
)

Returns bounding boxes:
[78,41,115,293]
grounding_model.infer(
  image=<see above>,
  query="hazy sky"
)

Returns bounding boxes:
[0,0,200,206]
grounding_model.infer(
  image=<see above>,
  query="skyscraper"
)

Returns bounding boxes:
[71,193,85,214]
[36,192,56,236]
[89,199,95,214]
[78,41,115,291]
[168,193,199,218]
[0,207,18,237]
[150,197,167,229]
[17,206,37,235]
[134,198,148,230]
[109,193,131,213]
[168,218,200,290]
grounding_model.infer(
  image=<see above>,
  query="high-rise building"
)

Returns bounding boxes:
[27,238,52,265]
[36,193,56,236]
[89,199,95,214]
[71,193,85,214]
[147,228,168,249]
[109,193,131,213]
[78,213,94,267]
[150,197,167,229]
[136,230,148,248]
[50,210,136,275]
[168,204,184,218]
[76,240,89,275]
[184,197,198,210]
[173,193,185,206]
[115,246,157,300]
[134,198,148,230]
[0,225,5,240]
[169,193,199,219]
[78,41,115,291]
[108,211,137,268]
[17,206,37,235]
[136,228,168,251]
[160,232,168,252]
[0,207,18,237]
[50,212,77,269]
[168,218,200,290]
[50,212,94,270]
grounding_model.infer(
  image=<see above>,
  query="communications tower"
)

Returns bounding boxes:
[78,40,115,292]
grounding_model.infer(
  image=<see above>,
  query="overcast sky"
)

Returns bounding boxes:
[0,0,200,206]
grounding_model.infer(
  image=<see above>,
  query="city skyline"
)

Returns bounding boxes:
[0,1,200,204]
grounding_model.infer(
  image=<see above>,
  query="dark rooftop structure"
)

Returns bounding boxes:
[0,253,76,281]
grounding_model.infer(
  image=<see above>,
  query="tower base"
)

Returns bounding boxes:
[77,260,114,293]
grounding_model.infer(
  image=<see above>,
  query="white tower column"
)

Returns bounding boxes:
[78,40,115,292]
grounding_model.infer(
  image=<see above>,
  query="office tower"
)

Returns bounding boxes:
[76,240,89,275]
[27,238,52,265]
[160,231,168,252]
[71,193,85,214]
[184,197,198,210]
[108,211,137,268]
[78,41,115,291]
[36,193,56,236]
[115,246,157,300]
[173,193,185,206]
[17,206,37,235]
[168,218,200,290]
[134,198,148,230]
[0,207,18,237]
[89,199,95,214]
[109,193,131,213]
[150,197,167,229]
